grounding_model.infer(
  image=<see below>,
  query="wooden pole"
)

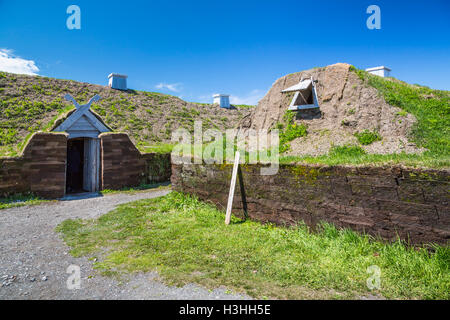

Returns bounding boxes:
[225,151,240,225]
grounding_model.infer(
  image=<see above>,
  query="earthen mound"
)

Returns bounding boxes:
[240,63,423,155]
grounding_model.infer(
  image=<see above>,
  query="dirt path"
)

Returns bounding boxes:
[0,190,249,300]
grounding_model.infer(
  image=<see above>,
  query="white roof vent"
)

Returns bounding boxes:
[365,66,391,77]
[213,94,231,109]
[108,73,128,90]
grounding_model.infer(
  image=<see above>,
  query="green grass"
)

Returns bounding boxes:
[0,194,51,210]
[354,129,382,145]
[0,128,19,146]
[280,147,449,168]
[140,143,175,154]
[396,110,408,117]
[351,67,449,164]
[100,182,171,195]
[56,192,449,300]
[276,111,308,153]
[328,144,366,158]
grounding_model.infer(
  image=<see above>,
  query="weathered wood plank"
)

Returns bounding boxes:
[225,151,240,225]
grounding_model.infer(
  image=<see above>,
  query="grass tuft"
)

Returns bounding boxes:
[276,111,308,153]
[354,130,382,145]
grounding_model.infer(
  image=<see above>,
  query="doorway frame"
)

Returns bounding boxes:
[65,136,101,194]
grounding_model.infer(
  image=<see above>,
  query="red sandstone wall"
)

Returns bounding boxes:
[0,132,67,199]
[171,163,450,245]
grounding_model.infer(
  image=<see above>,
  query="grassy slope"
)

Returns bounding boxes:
[0,72,250,157]
[57,192,449,300]
[280,68,450,168]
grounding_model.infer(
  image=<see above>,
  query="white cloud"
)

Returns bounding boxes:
[0,49,39,75]
[155,82,182,92]
[198,94,213,103]
[230,89,264,106]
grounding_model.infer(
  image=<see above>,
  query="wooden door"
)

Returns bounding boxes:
[83,138,100,192]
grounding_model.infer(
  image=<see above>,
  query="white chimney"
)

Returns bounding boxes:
[213,94,231,109]
[108,73,128,90]
[365,66,391,77]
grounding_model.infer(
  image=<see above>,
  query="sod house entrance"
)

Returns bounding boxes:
[66,137,101,193]
[53,94,111,194]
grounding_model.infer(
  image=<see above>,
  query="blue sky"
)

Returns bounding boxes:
[0,0,449,104]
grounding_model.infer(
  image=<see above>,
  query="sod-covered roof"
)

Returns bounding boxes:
[0,71,252,157]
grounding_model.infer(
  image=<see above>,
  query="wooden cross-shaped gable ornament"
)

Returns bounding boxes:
[54,94,110,133]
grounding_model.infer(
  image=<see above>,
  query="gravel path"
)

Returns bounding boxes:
[0,190,249,300]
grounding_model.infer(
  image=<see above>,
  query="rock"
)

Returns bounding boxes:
[341,119,358,127]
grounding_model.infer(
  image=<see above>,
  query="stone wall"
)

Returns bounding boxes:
[171,163,449,245]
[100,133,146,189]
[100,133,171,190]
[0,132,67,198]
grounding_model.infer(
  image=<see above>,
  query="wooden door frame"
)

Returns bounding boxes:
[65,136,100,195]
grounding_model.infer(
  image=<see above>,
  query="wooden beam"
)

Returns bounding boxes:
[54,94,110,133]
[225,151,240,225]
